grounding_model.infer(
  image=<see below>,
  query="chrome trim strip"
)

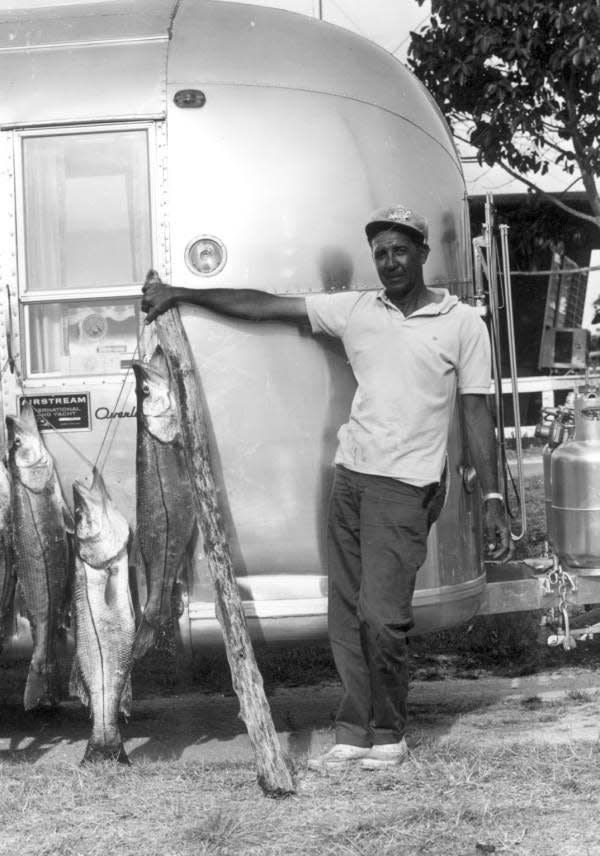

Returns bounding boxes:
[19,288,140,303]
[187,574,487,622]
[0,35,168,55]
[413,574,487,607]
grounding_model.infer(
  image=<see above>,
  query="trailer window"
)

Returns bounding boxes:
[18,128,152,377]
[27,298,140,376]
[22,130,151,291]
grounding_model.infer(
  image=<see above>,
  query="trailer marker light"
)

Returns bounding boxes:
[185,236,227,276]
[174,89,206,109]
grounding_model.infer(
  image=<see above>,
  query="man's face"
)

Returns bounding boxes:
[371,228,429,302]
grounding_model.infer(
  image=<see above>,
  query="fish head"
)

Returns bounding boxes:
[5,402,52,488]
[132,346,180,443]
[73,468,130,568]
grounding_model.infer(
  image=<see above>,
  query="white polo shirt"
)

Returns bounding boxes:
[305,288,491,486]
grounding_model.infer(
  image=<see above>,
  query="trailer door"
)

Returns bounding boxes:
[4,122,163,517]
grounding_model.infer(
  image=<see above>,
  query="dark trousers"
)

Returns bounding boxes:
[327,465,443,747]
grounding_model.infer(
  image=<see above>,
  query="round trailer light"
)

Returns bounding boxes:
[185,236,227,277]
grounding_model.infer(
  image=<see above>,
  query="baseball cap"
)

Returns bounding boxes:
[365,204,429,246]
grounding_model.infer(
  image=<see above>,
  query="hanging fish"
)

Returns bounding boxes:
[71,468,134,765]
[131,345,196,660]
[0,456,16,653]
[6,402,73,710]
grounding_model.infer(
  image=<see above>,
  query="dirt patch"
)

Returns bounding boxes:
[1,664,600,767]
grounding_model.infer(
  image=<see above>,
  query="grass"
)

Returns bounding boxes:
[509,473,547,561]
[1,742,599,856]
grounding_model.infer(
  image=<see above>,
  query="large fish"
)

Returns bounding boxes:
[6,402,73,709]
[131,345,196,660]
[71,468,134,764]
[0,457,16,652]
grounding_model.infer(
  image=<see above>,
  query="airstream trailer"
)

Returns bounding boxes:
[0,0,575,658]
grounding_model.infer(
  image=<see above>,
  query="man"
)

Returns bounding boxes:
[141,204,511,772]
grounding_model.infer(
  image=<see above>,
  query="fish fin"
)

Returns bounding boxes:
[68,656,90,708]
[54,480,75,533]
[127,529,144,626]
[15,582,27,618]
[62,504,75,534]
[82,741,130,766]
[60,534,76,631]
[24,664,59,711]
[104,567,120,609]
[176,542,195,588]
[120,674,132,720]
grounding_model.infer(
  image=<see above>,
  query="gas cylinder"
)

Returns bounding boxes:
[543,439,555,546]
[538,395,575,546]
[551,390,600,572]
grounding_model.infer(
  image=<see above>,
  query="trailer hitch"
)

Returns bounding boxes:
[540,562,578,650]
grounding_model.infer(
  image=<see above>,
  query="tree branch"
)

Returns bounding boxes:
[563,68,600,219]
[540,137,576,159]
[454,133,599,226]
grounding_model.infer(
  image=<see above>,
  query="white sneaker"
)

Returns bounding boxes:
[359,738,409,770]
[307,743,370,771]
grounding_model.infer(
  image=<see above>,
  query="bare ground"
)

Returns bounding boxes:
[1,661,600,766]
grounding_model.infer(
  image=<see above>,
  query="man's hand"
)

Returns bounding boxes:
[141,269,178,324]
[484,498,513,561]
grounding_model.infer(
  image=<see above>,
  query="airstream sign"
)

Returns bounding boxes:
[19,394,90,431]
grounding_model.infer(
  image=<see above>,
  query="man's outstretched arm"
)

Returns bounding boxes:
[141,270,309,325]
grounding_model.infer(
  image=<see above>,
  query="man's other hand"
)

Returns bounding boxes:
[484,498,513,562]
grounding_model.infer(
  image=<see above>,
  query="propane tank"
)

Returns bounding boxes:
[537,394,575,546]
[551,389,600,572]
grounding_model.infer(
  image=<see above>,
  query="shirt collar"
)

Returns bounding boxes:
[376,287,459,317]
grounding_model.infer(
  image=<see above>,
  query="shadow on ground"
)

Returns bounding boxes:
[2,616,600,767]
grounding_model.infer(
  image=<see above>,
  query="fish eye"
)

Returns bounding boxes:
[142,382,150,395]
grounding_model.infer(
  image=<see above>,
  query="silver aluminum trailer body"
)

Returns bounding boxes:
[0,0,484,652]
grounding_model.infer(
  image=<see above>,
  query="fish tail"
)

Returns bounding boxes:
[68,656,90,707]
[82,740,130,766]
[132,610,176,659]
[24,663,60,711]
[131,615,157,661]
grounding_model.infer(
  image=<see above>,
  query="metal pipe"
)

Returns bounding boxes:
[500,223,527,540]
[472,238,486,296]
[484,195,506,499]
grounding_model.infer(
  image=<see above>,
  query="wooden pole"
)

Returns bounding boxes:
[152,304,295,798]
